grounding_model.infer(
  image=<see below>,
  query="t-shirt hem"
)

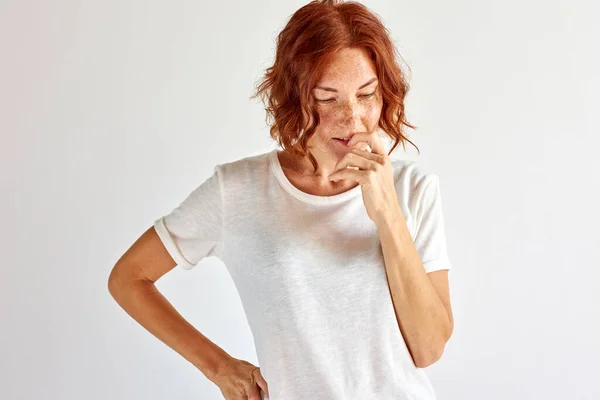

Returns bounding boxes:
[153,217,196,270]
[422,257,452,273]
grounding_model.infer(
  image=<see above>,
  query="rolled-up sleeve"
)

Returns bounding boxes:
[153,165,224,270]
[413,174,452,273]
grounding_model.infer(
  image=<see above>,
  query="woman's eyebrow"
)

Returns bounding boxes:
[314,77,378,92]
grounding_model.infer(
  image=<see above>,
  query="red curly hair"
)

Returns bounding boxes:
[251,0,419,172]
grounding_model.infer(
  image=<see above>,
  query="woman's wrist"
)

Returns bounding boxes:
[201,350,233,383]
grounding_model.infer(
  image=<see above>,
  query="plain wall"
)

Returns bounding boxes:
[1,0,599,399]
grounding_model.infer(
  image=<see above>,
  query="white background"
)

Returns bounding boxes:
[1,0,599,399]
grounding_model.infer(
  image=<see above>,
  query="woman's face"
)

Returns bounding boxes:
[307,47,383,161]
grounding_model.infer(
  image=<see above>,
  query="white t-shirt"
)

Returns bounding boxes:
[154,148,452,400]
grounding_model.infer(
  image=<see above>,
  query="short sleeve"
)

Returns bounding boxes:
[413,175,452,273]
[153,166,224,270]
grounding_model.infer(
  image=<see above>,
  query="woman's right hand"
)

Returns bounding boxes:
[211,356,270,400]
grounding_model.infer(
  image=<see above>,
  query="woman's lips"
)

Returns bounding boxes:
[332,137,371,152]
[332,138,351,148]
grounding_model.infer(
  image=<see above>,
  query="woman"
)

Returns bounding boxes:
[108,1,454,399]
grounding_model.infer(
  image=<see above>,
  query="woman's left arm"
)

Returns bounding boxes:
[327,134,454,369]
[376,210,454,368]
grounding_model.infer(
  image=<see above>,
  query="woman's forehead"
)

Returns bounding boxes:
[315,48,378,88]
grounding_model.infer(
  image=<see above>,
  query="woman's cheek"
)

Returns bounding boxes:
[318,109,339,126]
[367,102,383,124]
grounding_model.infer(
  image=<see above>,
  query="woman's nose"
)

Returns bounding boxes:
[338,101,362,125]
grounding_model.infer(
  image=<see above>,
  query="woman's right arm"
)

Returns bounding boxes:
[107,226,270,400]
[107,225,230,383]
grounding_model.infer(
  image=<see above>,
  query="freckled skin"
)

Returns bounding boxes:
[277,47,383,195]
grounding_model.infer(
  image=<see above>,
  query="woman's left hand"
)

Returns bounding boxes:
[327,131,403,226]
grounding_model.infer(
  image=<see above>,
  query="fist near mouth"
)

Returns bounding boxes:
[347,141,371,170]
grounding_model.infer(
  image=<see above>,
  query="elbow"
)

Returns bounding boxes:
[107,264,132,300]
[414,345,445,368]
[414,328,452,368]
[108,263,154,303]
[107,267,123,299]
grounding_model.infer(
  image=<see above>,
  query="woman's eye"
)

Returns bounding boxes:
[317,92,375,103]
